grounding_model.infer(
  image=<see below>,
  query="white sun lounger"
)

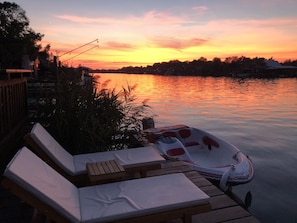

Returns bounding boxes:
[24,123,165,182]
[2,147,211,223]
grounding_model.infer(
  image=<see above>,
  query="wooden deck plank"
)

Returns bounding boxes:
[197,184,225,197]
[191,206,252,223]
[223,216,261,223]
[209,194,238,210]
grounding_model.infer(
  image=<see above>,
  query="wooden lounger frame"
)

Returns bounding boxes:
[1,177,211,223]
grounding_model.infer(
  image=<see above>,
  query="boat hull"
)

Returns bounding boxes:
[144,125,254,188]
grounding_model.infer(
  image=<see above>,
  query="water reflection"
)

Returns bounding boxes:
[96,73,297,222]
[96,74,297,127]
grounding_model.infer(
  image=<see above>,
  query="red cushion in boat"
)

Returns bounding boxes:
[178,129,200,146]
[202,136,219,147]
[178,128,191,138]
[185,141,200,147]
[162,131,176,137]
[167,148,185,156]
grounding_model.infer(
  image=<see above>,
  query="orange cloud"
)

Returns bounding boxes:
[150,37,208,50]
[104,41,136,51]
[56,10,188,26]
[141,10,188,25]
[191,6,208,12]
[56,15,122,24]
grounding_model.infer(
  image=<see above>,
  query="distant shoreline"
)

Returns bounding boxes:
[91,57,297,78]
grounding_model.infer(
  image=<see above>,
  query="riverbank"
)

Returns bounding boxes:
[93,58,297,78]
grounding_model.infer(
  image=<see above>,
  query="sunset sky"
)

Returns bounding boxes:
[13,0,297,69]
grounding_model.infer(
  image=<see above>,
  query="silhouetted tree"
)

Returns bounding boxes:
[0,2,43,68]
[110,56,295,77]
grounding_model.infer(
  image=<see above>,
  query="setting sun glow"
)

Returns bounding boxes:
[14,0,297,69]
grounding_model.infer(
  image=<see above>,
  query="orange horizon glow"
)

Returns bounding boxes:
[23,2,297,70]
[42,37,297,70]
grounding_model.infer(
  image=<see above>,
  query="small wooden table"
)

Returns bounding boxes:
[86,160,126,184]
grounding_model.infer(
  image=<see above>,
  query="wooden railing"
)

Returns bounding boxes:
[0,78,28,141]
[0,69,33,80]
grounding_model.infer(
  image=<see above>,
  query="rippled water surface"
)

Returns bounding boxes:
[97,73,297,223]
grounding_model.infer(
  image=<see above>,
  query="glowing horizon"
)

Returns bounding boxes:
[14,0,297,69]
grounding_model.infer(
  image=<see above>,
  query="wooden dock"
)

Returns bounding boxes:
[148,161,260,223]
[0,160,259,223]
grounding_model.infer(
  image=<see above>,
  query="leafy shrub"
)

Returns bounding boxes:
[36,68,152,154]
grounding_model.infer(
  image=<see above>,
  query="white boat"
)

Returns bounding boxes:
[143,125,254,191]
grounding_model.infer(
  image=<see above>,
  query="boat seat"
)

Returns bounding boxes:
[167,148,186,156]
[202,136,220,148]
[162,131,177,137]
[178,129,200,147]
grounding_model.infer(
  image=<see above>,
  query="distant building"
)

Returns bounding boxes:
[265,59,297,69]
[263,59,297,77]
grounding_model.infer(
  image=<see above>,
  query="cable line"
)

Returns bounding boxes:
[59,38,99,57]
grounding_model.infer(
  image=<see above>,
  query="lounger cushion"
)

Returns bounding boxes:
[79,173,210,223]
[4,147,80,222]
[29,123,165,176]
[4,147,210,223]
[30,123,76,175]
[73,146,164,174]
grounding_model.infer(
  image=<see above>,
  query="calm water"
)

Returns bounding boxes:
[96,73,297,223]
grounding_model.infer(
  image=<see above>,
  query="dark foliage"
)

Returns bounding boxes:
[0,2,43,68]
[35,68,152,154]
[97,56,297,78]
